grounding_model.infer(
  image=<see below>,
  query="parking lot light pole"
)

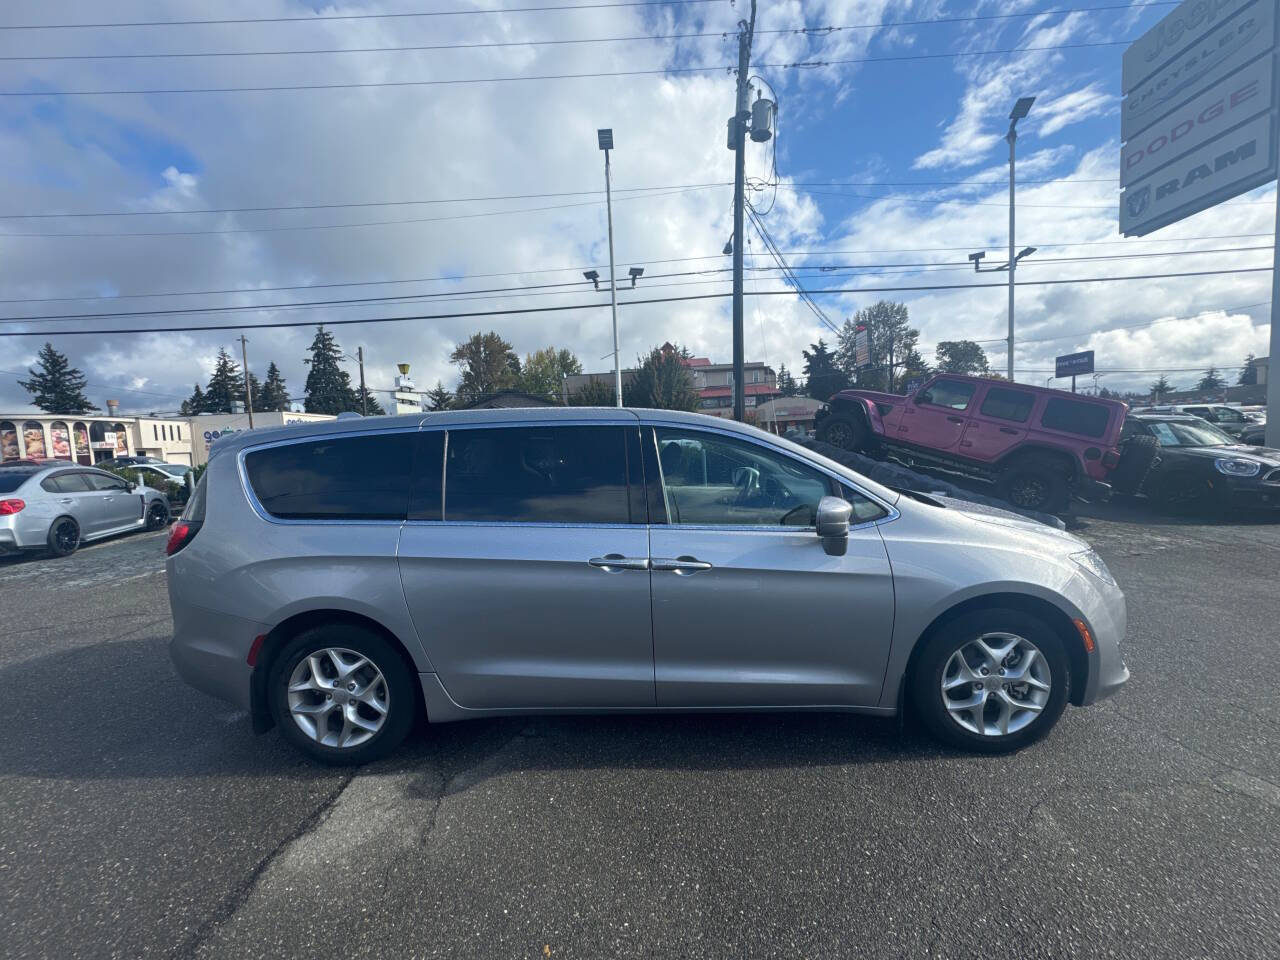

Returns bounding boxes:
[598,128,622,408]
[1006,96,1035,382]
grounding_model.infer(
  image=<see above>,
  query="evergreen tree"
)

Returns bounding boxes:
[425,381,454,411]
[303,326,360,414]
[356,385,386,415]
[203,348,243,413]
[181,383,206,416]
[257,362,290,411]
[567,378,617,406]
[776,363,799,397]
[1197,367,1226,391]
[934,340,990,376]
[450,331,519,403]
[802,339,848,401]
[1149,374,1174,399]
[1238,353,1258,386]
[17,342,98,413]
[623,344,700,411]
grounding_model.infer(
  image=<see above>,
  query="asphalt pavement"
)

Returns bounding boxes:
[2,507,1278,960]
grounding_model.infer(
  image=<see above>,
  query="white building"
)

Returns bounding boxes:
[1,412,192,465]
[188,411,335,466]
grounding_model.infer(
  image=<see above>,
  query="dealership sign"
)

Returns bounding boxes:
[1055,350,1095,378]
[854,324,870,368]
[1120,0,1278,236]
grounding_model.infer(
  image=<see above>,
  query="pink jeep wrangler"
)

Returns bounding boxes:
[814,374,1133,513]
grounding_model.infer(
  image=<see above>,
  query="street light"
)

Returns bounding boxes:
[583,270,600,289]
[1005,95,1035,381]
[597,128,622,408]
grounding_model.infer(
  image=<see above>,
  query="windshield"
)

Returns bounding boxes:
[1146,420,1235,447]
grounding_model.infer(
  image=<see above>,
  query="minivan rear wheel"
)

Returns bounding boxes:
[268,625,416,765]
[911,609,1069,754]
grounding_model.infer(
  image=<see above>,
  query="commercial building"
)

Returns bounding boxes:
[1,413,191,465]
[754,396,825,435]
[189,411,335,466]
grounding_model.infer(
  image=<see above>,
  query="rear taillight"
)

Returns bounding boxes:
[0,499,24,515]
[1101,450,1121,469]
[165,520,201,555]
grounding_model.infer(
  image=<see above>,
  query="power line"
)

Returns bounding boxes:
[0,1,721,30]
[0,267,1267,338]
[2,2,1177,57]
[0,39,1136,97]
[3,240,1273,307]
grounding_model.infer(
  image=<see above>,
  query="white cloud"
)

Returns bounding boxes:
[1036,82,1116,136]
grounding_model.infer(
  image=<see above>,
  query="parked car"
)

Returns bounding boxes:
[0,464,172,558]
[814,375,1141,513]
[1129,403,1262,439]
[96,455,166,468]
[167,408,1128,764]
[1121,414,1280,510]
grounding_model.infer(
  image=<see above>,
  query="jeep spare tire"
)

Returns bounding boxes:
[815,412,867,452]
[1109,435,1159,495]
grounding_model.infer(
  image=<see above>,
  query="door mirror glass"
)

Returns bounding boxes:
[815,496,853,556]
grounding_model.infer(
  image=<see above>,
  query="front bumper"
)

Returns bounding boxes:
[1211,474,1280,509]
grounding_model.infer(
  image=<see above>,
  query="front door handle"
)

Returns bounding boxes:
[946,416,965,424]
[651,556,713,575]
[588,554,649,572]
[999,427,1019,435]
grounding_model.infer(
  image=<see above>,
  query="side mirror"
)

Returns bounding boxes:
[815,495,853,556]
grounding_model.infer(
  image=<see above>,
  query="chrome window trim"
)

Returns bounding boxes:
[644,418,899,527]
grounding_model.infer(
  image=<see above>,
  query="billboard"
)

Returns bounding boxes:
[1120,0,1277,236]
[1055,350,1095,378]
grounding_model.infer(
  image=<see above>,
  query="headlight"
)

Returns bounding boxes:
[1214,458,1261,477]
[1071,549,1116,586]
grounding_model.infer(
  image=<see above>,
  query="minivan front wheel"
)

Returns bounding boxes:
[911,609,1069,754]
[268,625,416,764]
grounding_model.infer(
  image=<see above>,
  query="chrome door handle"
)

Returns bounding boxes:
[59,498,73,504]
[651,556,713,574]
[588,554,649,572]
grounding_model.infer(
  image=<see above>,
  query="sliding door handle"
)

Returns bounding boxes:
[588,554,649,572]
[651,556,713,574]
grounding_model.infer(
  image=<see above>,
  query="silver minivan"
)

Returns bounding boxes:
[167,408,1128,763]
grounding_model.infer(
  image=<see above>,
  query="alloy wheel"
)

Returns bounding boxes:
[54,520,79,554]
[1008,477,1047,509]
[287,647,390,749]
[940,632,1052,737]
[824,421,853,448]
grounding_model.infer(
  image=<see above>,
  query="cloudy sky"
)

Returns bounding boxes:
[0,0,1274,414]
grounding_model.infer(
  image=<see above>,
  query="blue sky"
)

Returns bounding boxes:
[0,0,1273,412]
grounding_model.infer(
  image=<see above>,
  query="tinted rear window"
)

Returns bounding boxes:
[245,432,414,520]
[980,387,1035,423]
[1040,397,1109,438]
[444,426,631,524]
[0,471,35,494]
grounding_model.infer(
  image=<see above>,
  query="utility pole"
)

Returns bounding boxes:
[598,128,622,408]
[357,346,368,416]
[1005,96,1034,382]
[729,1,757,422]
[238,334,254,428]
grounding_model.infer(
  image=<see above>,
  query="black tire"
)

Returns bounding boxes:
[145,500,170,531]
[910,608,1070,754]
[815,412,867,452]
[997,455,1070,513]
[47,516,80,558]
[268,624,417,765]
[1110,435,1159,495]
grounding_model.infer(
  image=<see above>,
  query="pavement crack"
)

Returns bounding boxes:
[170,772,355,960]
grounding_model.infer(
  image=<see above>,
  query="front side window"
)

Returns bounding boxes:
[656,427,836,527]
[917,380,976,411]
[979,387,1035,423]
[444,426,631,524]
[244,431,414,520]
[1212,407,1245,423]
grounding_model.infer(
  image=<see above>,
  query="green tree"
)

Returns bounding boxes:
[450,331,519,404]
[623,344,700,411]
[934,340,990,376]
[1238,353,1258,386]
[425,381,454,411]
[202,348,243,414]
[802,339,848,401]
[776,363,799,397]
[837,301,920,391]
[356,385,386,415]
[303,326,360,414]
[17,342,98,413]
[1197,367,1226,391]
[257,362,289,411]
[1149,374,1174,399]
[181,383,206,416]
[567,378,617,406]
[517,346,582,400]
